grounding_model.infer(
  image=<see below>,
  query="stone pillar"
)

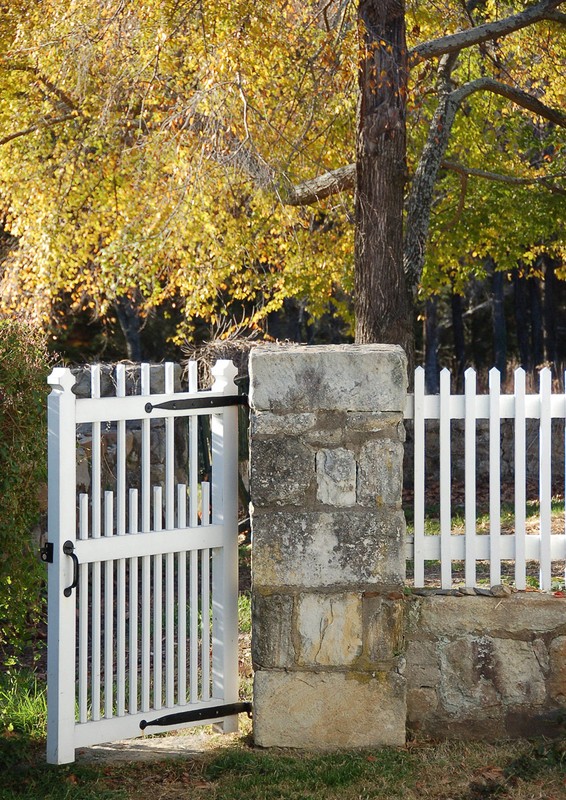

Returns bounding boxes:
[249,344,408,749]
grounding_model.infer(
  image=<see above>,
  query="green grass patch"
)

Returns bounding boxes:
[0,670,46,740]
[1,735,564,800]
[405,498,565,535]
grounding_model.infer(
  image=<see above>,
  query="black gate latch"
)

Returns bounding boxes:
[40,542,54,564]
[140,701,252,731]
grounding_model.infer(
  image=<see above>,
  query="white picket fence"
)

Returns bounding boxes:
[404,366,566,591]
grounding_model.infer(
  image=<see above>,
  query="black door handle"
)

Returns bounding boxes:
[63,541,79,597]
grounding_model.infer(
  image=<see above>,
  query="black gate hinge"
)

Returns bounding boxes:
[145,394,248,414]
[40,542,54,564]
[140,701,252,731]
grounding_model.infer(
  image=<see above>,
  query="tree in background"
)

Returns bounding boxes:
[0,1,564,361]
[0,318,52,663]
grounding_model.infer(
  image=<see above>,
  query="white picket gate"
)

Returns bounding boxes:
[45,360,242,764]
[405,366,566,591]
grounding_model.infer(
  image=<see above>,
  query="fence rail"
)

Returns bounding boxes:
[404,366,566,591]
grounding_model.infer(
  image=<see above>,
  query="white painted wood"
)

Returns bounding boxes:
[464,368,477,587]
[514,368,527,590]
[164,365,175,708]
[439,368,452,589]
[153,486,163,710]
[140,365,151,713]
[211,361,239,732]
[489,368,501,587]
[413,367,426,588]
[104,492,114,720]
[128,489,139,715]
[177,484,187,707]
[48,359,242,762]
[115,366,127,718]
[405,531,566,560]
[539,368,552,590]
[46,369,78,764]
[78,494,89,725]
[201,481,211,702]
[190,549,199,701]
[75,390,243,423]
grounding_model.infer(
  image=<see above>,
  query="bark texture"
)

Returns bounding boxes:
[355,0,412,358]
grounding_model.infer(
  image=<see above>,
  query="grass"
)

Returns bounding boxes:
[405,498,566,536]
[1,725,565,800]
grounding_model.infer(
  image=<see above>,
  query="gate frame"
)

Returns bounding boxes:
[46,360,241,764]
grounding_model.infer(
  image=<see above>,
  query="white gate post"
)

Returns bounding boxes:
[46,368,78,764]
[211,360,240,732]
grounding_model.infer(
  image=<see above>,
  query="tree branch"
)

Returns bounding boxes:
[451,77,566,127]
[282,162,356,205]
[442,160,566,195]
[0,115,76,146]
[410,0,565,62]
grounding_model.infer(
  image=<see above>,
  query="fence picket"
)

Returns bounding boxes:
[413,367,425,587]
[104,491,114,719]
[152,485,163,710]
[177,483,188,707]
[128,489,139,715]
[439,368,452,589]
[489,368,501,586]
[539,368,552,590]
[514,368,527,590]
[201,481,211,701]
[164,364,175,709]
[78,493,89,724]
[464,368,477,587]
[90,366,102,723]
[116,366,127,718]
[140,364,151,713]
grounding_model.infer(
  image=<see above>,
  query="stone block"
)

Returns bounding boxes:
[549,636,566,704]
[357,440,404,508]
[296,593,362,666]
[363,596,405,662]
[407,687,438,721]
[250,437,314,506]
[316,448,356,507]
[416,594,566,636]
[249,344,407,414]
[252,593,295,669]
[251,412,318,436]
[253,670,406,748]
[251,508,406,588]
[439,637,499,712]
[405,640,441,689]
[345,411,404,433]
[489,638,546,706]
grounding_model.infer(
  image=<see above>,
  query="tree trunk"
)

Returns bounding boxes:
[529,277,544,370]
[355,0,412,360]
[513,268,530,371]
[491,261,507,381]
[424,296,440,393]
[451,290,466,391]
[115,295,143,361]
[542,254,558,376]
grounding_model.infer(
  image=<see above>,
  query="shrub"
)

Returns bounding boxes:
[0,318,53,664]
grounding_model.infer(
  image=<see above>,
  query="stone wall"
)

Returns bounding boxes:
[405,592,566,740]
[248,344,566,748]
[249,344,408,749]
